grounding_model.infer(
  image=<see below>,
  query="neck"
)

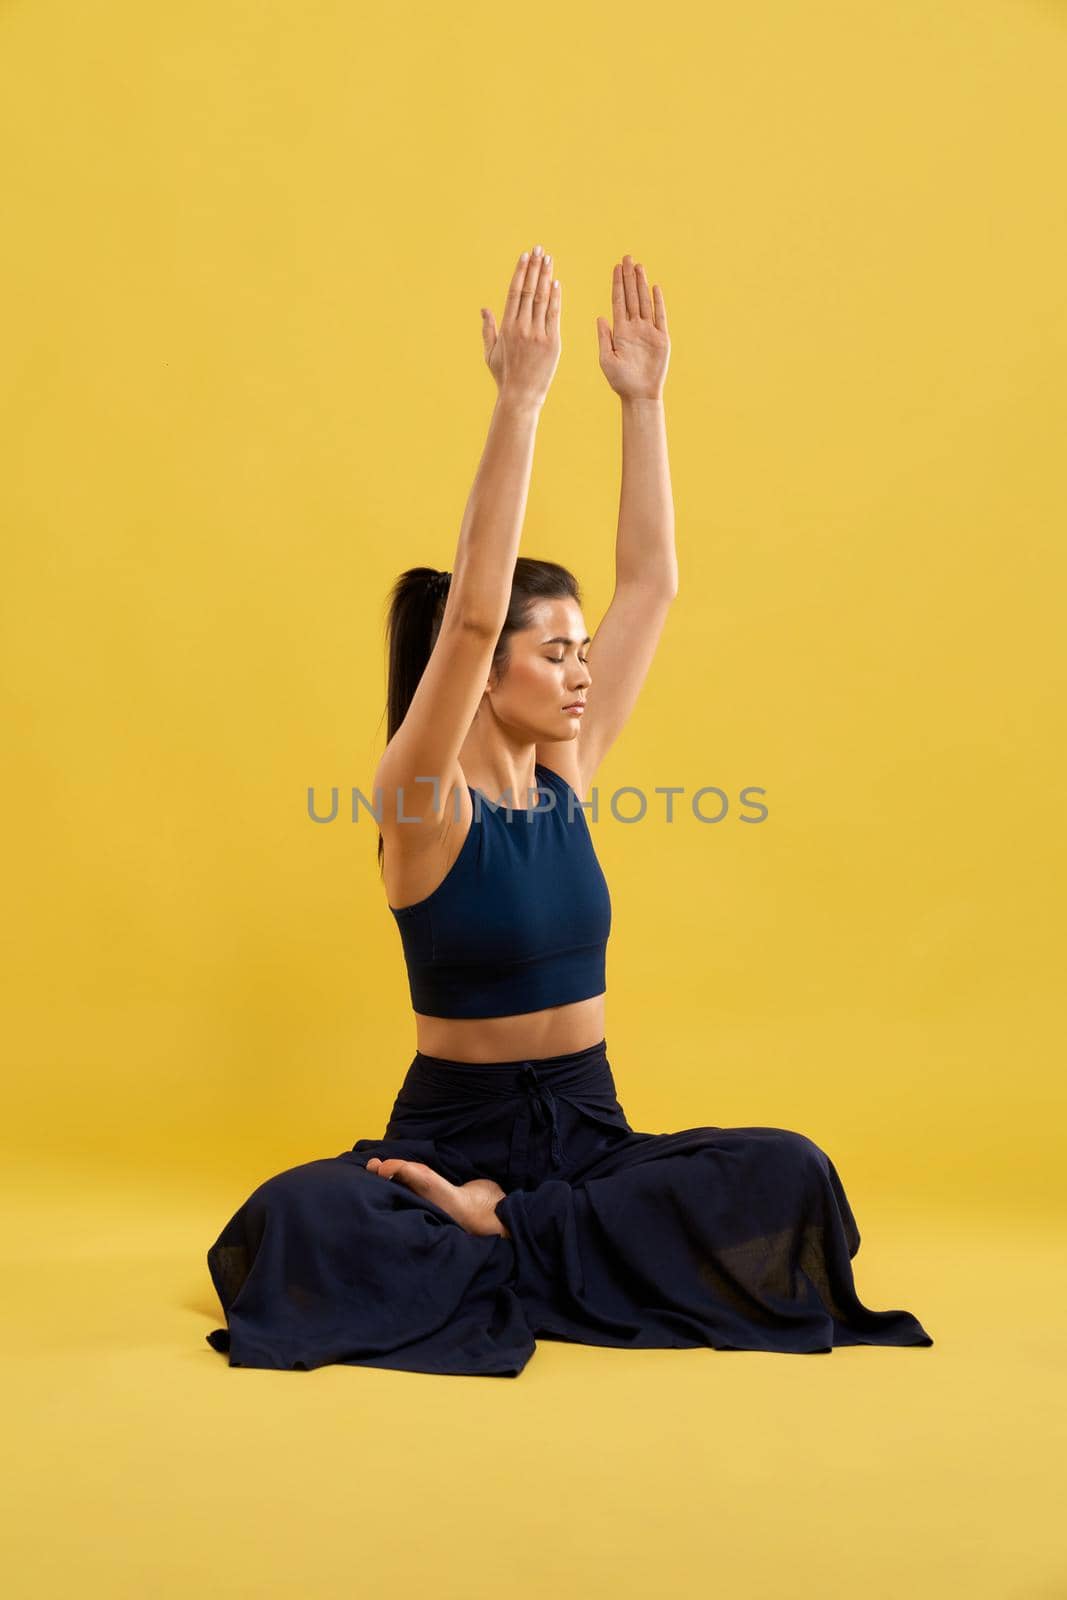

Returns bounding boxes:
[459,728,541,811]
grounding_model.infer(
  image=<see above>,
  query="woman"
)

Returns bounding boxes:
[205,245,933,1374]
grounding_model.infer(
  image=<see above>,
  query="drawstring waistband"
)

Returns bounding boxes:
[520,1062,567,1169]
[393,1038,628,1188]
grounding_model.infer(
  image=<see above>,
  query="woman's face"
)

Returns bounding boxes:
[487,598,592,742]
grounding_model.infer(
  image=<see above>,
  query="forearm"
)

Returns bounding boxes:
[615,396,678,595]
[450,391,542,632]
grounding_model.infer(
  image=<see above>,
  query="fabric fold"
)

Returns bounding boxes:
[204,1037,933,1375]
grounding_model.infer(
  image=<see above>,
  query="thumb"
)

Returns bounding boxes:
[595,316,614,361]
[481,307,498,362]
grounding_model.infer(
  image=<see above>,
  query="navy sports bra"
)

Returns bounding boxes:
[388,762,611,1019]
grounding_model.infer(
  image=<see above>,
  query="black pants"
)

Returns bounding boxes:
[205,1037,933,1375]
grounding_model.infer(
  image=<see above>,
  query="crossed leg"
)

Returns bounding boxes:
[493,1123,932,1352]
[206,1143,531,1373]
[206,1124,931,1371]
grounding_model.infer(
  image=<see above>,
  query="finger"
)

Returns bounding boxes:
[518,245,546,327]
[595,315,614,362]
[532,250,553,333]
[503,249,533,326]
[481,306,497,361]
[621,254,639,318]
[611,261,626,325]
[546,274,562,336]
[652,282,668,335]
[635,262,653,321]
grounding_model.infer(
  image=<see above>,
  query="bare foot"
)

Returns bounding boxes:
[365,1156,511,1239]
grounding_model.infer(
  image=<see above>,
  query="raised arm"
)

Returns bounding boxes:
[376,245,562,828]
[565,256,676,788]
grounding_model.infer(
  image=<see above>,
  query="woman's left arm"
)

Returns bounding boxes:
[576,258,677,783]
[598,255,676,592]
[616,394,677,593]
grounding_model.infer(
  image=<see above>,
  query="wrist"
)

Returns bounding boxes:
[620,392,665,408]
[496,388,544,418]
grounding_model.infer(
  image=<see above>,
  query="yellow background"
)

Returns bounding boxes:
[2,1,1064,1596]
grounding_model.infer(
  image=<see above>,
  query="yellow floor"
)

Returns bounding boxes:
[5,1173,1065,1599]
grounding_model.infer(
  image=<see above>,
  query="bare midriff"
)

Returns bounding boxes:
[411,993,606,1064]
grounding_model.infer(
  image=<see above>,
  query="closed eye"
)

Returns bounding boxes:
[549,655,589,665]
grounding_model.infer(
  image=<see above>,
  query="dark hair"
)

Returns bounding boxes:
[375,557,582,872]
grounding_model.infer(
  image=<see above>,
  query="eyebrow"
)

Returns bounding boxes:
[541,635,592,646]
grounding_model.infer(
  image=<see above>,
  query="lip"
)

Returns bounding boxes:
[563,704,585,714]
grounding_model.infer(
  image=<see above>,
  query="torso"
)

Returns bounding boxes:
[380,766,606,1063]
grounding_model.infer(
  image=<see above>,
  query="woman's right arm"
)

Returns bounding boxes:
[376,246,562,830]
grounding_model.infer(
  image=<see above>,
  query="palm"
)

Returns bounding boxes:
[597,254,670,400]
[609,321,668,393]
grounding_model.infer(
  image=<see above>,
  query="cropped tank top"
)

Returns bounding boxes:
[388,762,612,1019]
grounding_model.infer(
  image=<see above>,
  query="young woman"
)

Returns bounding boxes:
[205,246,933,1375]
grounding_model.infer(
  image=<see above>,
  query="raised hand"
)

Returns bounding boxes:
[596,254,670,401]
[480,244,562,407]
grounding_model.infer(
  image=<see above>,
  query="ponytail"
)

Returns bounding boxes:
[376,567,451,870]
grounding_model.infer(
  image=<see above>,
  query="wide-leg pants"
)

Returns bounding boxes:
[205,1038,934,1375]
